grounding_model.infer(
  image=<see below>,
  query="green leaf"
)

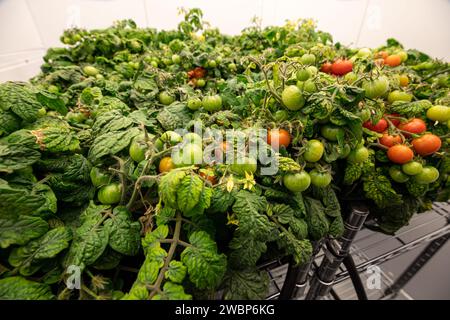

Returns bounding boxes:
[104,207,141,256]
[8,227,72,276]
[157,102,192,131]
[28,117,80,152]
[304,196,329,240]
[390,100,432,116]
[88,127,140,164]
[208,185,235,213]
[0,109,21,136]
[222,269,269,300]
[0,82,42,123]
[232,190,274,241]
[177,174,203,214]
[329,214,344,238]
[288,217,308,240]
[343,162,362,185]
[312,185,341,217]
[277,231,313,265]
[0,276,54,300]
[228,231,267,269]
[142,224,169,250]
[0,213,48,249]
[363,170,402,208]
[92,247,123,270]
[137,256,160,285]
[165,260,187,284]
[272,203,295,224]
[181,231,227,290]
[184,185,212,217]
[152,281,192,300]
[159,169,187,208]
[36,90,67,115]
[0,130,41,173]
[155,206,176,225]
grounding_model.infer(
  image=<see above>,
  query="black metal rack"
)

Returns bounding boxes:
[263,201,450,300]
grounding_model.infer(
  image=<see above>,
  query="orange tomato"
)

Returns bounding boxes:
[412,134,442,156]
[267,129,291,148]
[399,74,409,87]
[384,55,402,67]
[379,132,402,147]
[376,51,389,59]
[387,145,414,164]
[158,156,175,173]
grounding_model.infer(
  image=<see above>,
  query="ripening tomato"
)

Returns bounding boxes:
[158,157,175,173]
[331,59,353,76]
[267,129,291,148]
[387,145,414,164]
[321,62,332,74]
[384,55,402,67]
[426,105,450,122]
[363,119,388,133]
[412,134,442,156]
[376,51,389,59]
[398,118,426,135]
[379,132,402,147]
[399,74,409,87]
[387,90,413,104]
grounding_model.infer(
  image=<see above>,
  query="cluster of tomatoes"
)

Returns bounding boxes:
[363,112,444,185]
[320,59,353,76]
[187,66,207,87]
[374,50,407,67]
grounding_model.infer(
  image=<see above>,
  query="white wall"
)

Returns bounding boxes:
[1,0,449,82]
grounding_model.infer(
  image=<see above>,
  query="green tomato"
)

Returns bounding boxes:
[48,85,59,94]
[339,143,352,159]
[300,53,316,65]
[228,63,237,71]
[159,91,175,105]
[162,58,173,66]
[413,166,439,184]
[230,156,257,175]
[202,95,222,112]
[171,54,181,64]
[173,143,203,167]
[150,61,158,68]
[283,171,311,192]
[83,65,99,76]
[362,76,390,99]
[389,166,409,183]
[320,125,344,141]
[296,69,311,81]
[281,85,305,111]
[447,119,450,129]
[396,51,408,62]
[187,97,203,110]
[37,107,47,117]
[304,140,324,162]
[183,132,202,146]
[309,169,332,187]
[155,131,183,151]
[208,60,217,68]
[387,90,413,104]
[402,161,423,176]
[129,138,147,163]
[427,105,450,122]
[274,110,289,122]
[347,146,369,163]
[356,48,372,58]
[97,183,122,205]
[90,167,110,187]
[357,109,371,122]
[307,66,318,75]
[297,80,317,93]
[344,72,357,84]
[196,79,206,87]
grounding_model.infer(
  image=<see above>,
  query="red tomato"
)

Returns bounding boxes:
[379,132,402,147]
[321,62,332,74]
[331,59,353,76]
[387,145,414,164]
[267,129,291,148]
[363,119,388,133]
[412,134,442,156]
[398,118,427,135]
[384,55,402,67]
[385,113,401,127]
[188,67,206,79]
